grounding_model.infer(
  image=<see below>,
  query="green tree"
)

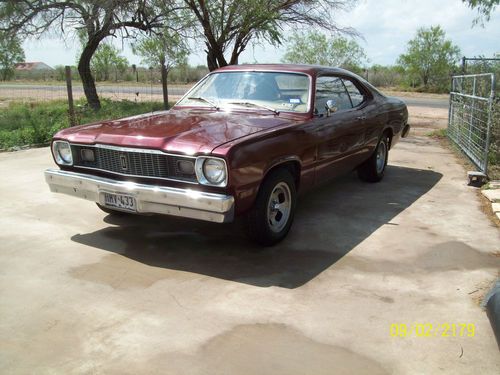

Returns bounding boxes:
[398,26,460,91]
[463,0,499,23]
[366,64,405,87]
[0,1,175,110]
[0,32,24,81]
[91,43,129,82]
[282,31,367,71]
[133,30,188,108]
[53,65,66,81]
[183,0,356,71]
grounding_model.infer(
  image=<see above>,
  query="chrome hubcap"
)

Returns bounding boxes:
[376,140,387,174]
[267,182,292,233]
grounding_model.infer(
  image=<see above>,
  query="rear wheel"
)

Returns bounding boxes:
[245,168,297,246]
[357,135,389,182]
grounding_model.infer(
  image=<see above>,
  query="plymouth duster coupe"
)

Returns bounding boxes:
[45,64,409,245]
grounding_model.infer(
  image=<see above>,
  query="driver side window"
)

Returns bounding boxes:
[315,76,352,115]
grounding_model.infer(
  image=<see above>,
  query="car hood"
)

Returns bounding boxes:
[56,109,298,154]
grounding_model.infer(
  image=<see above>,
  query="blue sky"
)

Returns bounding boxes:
[23,0,500,68]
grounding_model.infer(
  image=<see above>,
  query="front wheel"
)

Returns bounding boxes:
[244,168,297,246]
[357,136,389,183]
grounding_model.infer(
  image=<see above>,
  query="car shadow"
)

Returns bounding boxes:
[71,165,442,288]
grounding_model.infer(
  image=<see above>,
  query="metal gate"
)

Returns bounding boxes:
[448,73,496,174]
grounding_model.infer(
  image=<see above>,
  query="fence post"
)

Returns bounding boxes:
[161,63,169,110]
[483,74,496,175]
[447,76,454,138]
[65,66,76,127]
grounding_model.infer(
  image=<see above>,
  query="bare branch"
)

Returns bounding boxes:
[183,0,358,70]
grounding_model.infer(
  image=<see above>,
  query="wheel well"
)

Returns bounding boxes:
[383,128,393,150]
[264,161,301,190]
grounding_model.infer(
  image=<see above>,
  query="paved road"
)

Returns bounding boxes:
[1,136,499,374]
[0,84,449,108]
[399,96,449,109]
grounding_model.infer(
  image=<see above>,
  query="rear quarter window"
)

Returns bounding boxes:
[342,79,366,107]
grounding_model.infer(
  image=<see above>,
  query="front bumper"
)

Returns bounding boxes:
[44,169,234,223]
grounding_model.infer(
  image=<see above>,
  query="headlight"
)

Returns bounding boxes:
[204,159,225,184]
[195,157,227,186]
[52,141,73,165]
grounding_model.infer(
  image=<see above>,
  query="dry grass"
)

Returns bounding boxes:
[477,189,500,228]
[471,276,499,307]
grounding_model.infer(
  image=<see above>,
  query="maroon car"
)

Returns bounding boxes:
[45,64,409,245]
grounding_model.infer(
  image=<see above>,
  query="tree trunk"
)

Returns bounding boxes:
[229,38,247,66]
[229,52,239,66]
[422,68,430,87]
[216,54,228,69]
[206,44,229,71]
[78,40,101,111]
[206,48,219,71]
[161,61,169,110]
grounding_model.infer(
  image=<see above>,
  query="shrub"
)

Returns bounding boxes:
[0,99,164,149]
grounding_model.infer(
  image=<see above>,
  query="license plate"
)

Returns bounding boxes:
[103,192,137,212]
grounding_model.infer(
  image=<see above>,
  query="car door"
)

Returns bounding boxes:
[312,75,369,184]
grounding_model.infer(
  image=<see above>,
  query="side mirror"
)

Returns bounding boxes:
[326,99,338,117]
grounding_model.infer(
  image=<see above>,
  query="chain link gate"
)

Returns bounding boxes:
[448,73,496,175]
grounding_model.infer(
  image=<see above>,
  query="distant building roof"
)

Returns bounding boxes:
[15,62,54,71]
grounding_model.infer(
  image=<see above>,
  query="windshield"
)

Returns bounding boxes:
[177,71,310,113]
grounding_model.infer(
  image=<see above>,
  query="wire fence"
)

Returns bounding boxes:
[461,57,500,76]
[448,73,496,175]
[0,67,195,149]
[0,82,191,104]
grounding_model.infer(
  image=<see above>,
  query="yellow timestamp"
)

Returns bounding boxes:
[390,323,475,338]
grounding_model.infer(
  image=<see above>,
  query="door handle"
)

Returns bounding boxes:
[356,116,367,121]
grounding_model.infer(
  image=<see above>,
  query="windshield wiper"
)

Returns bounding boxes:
[187,96,219,110]
[227,101,279,115]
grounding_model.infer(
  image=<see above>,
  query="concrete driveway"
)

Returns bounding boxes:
[0,136,499,374]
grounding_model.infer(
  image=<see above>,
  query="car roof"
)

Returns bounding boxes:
[212,64,385,98]
[215,63,356,77]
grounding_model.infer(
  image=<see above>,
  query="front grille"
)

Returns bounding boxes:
[71,144,197,183]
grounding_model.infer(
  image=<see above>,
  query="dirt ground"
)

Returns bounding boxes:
[0,122,499,373]
[408,105,449,134]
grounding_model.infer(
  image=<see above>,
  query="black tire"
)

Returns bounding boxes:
[357,135,389,183]
[245,168,297,246]
[96,203,133,216]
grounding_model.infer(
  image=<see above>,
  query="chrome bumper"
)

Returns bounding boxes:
[44,169,234,223]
